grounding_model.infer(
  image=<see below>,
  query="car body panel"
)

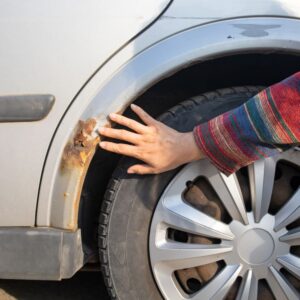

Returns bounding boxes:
[166,0,300,20]
[0,227,83,280]
[37,16,300,229]
[0,0,300,228]
[0,0,170,226]
[0,0,300,283]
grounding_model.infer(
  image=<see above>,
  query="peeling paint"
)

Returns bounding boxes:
[62,118,100,169]
[58,110,121,230]
[233,24,281,37]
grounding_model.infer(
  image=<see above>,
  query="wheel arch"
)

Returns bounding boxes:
[37,16,300,231]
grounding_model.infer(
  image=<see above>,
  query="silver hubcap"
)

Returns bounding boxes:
[150,149,300,300]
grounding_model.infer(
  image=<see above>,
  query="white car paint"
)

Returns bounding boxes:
[0,0,170,226]
[0,0,300,228]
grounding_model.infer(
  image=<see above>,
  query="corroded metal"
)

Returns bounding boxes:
[62,118,100,169]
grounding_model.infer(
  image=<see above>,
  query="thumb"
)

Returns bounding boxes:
[127,164,155,175]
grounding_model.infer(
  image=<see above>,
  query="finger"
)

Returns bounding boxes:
[99,127,140,144]
[99,141,141,159]
[127,164,156,175]
[109,113,148,133]
[130,104,157,126]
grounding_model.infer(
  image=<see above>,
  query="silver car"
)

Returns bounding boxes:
[0,0,300,299]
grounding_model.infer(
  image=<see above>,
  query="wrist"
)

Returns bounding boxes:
[181,131,205,163]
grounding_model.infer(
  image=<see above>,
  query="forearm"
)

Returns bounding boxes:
[193,72,300,175]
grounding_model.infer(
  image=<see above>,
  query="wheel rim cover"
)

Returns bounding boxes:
[149,148,300,300]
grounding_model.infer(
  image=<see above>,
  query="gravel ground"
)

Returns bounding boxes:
[0,272,109,300]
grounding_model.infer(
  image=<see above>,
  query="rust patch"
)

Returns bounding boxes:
[64,192,70,198]
[62,118,100,169]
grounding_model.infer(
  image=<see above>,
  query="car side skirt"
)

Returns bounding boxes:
[0,227,83,280]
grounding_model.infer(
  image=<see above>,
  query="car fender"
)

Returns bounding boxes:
[37,16,300,229]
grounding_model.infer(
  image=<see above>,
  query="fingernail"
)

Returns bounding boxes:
[98,127,105,133]
[127,169,134,174]
[130,103,138,109]
[109,113,117,119]
[99,142,106,148]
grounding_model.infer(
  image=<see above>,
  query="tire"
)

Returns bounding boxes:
[98,86,272,300]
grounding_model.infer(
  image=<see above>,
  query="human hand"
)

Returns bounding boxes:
[99,104,204,175]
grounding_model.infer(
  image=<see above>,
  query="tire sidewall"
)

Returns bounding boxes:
[102,87,262,299]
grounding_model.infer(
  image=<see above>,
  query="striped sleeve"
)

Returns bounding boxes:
[193,71,300,176]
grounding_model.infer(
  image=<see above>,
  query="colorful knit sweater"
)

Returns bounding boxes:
[193,72,300,175]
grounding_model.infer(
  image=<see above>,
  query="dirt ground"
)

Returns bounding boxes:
[0,272,109,300]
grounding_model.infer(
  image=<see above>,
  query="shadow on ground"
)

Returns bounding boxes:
[0,272,109,300]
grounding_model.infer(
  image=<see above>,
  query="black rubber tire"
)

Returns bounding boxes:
[99,86,263,300]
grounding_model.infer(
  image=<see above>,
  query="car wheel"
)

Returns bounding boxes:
[99,86,300,300]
